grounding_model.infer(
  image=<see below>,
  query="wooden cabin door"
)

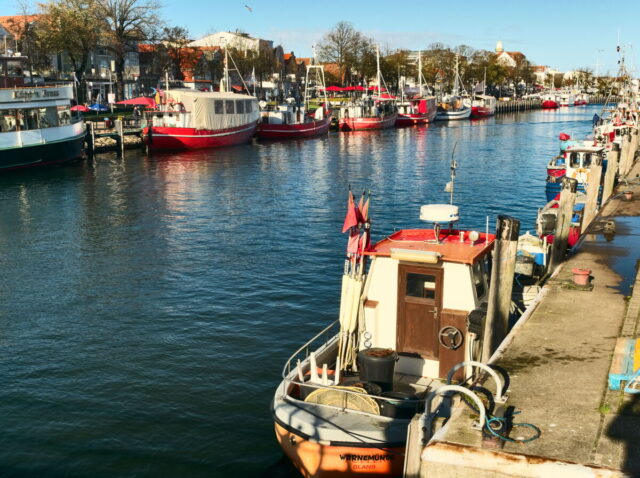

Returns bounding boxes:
[396,265,443,359]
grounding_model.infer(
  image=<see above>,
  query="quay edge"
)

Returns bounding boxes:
[410,155,640,477]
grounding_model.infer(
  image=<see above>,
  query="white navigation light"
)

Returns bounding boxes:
[420,204,460,223]
[469,230,480,243]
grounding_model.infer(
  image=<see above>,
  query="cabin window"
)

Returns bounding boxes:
[21,109,40,130]
[406,273,436,299]
[37,107,59,128]
[472,260,486,299]
[583,154,592,167]
[57,106,71,125]
[0,110,17,132]
[225,100,235,114]
[246,100,254,112]
[236,100,245,114]
[214,100,223,114]
[569,152,580,168]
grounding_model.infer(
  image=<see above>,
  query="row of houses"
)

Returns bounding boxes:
[0,15,311,101]
[0,13,589,101]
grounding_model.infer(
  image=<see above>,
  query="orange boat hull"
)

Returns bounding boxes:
[274,423,405,477]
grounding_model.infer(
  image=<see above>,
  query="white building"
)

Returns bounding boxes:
[189,30,273,54]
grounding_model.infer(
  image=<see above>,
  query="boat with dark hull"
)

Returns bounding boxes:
[0,55,85,172]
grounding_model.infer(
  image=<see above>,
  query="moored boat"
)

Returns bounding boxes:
[470,94,497,118]
[434,55,471,121]
[272,195,495,477]
[337,46,398,132]
[0,55,85,172]
[559,91,574,107]
[545,144,604,201]
[541,92,559,109]
[396,52,437,126]
[142,49,259,151]
[257,63,331,140]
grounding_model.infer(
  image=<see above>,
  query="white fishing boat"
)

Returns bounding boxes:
[435,55,471,121]
[272,192,495,477]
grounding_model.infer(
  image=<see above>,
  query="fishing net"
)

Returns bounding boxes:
[304,386,380,415]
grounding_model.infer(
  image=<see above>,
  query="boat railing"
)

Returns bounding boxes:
[281,320,427,418]
[281,319,340,379]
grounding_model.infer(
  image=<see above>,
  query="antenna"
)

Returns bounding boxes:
[444,142,458,204]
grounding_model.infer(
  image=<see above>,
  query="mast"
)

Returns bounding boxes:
[376,44,381,99]
[452,54,459,96]
[418,51,423,96]
[483,67,487,95]
[221,46,230,93]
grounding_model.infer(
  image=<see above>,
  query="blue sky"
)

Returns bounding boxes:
[4,0,638,74]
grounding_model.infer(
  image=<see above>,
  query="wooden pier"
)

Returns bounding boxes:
[405,128,640,477]
[85,118,144,156]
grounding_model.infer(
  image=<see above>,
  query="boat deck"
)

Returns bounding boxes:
[418,162,640,477]
[367,229,495,264]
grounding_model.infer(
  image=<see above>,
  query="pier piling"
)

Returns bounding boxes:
[115,119,125,157]
[482,215,520,362]
[602,143,620,204]
[581,154,603,233]
[619,133,632,176]
[549,177,578,271]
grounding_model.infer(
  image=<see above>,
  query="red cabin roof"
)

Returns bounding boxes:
[366,228,495,264]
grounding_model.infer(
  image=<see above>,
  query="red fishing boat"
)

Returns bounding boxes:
[396,52,437,126]
[396,97,437,126]
[143,50,259,151]
[470,95,497,118]
[541,92,559,109]
[257,63,331,140]
[337,46,398,132]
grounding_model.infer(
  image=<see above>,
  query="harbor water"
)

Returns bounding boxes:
[0,106,599,477]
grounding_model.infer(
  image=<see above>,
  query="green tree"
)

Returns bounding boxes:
[37,0,103,102]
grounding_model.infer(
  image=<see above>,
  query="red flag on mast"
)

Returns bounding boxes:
[341,192,361,233]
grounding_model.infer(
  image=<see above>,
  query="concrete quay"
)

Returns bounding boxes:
[416,162,640,477]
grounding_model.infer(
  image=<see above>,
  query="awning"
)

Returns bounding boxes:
[115,96,156,108]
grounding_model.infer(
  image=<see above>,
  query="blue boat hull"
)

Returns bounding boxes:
[545,180,586,202]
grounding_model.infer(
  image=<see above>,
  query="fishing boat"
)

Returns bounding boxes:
[541,92,559,109]
[272,191,495,477]
[470,94,497,119]
[545,144,604,201]
[396,52,437,126]
[434,55,471,121]
[143,49,259,150]
[0,55,85,172]
[337,46,398,132]
[470,69,496,119]
[559,91,574,107]
[536,193,586,248]
[256,63,331,140]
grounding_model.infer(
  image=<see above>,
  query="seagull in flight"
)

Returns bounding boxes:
[244,5,252,12]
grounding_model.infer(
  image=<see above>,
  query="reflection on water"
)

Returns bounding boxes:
[0,106,599,477]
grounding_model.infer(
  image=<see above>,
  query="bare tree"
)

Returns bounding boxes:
[99,0,162,100]
[317,21,362,84]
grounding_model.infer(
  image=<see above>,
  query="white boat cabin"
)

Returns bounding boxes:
[259,100,326,125]
[338,96,396,120]
[146,90,259,130]
[360,205,493,379]
[562,145,605,184]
